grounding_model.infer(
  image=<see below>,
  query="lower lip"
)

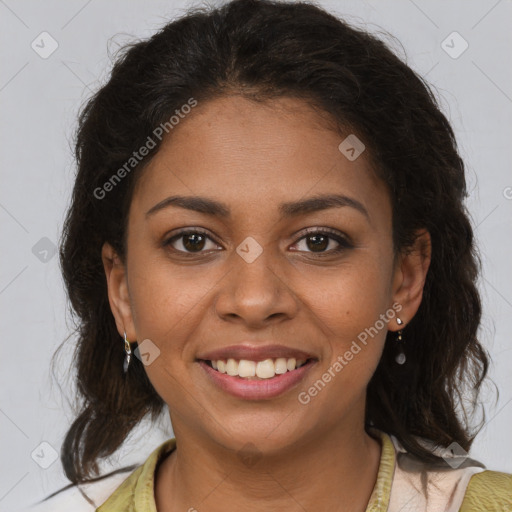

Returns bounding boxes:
[198,360,316,400]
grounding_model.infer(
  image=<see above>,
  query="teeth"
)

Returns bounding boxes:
[226,358,239,376]
[208,357,308,379]
[256,359,275,378]
[238,359,256,377]
[275,358,288,374]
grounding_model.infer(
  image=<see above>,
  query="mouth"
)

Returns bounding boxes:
[198,357,313,379]
[196,354,317,400]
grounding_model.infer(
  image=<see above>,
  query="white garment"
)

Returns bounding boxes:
[387,433,485,512]
[19,471,133,512]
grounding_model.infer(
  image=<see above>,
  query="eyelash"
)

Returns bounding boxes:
[162,227,353,257]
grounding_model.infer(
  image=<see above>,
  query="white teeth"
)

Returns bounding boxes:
[286,357,296,371]
[226,358,238,376]
[238,359,256,377]
[256,359,275,379]
[208,357,309,379]
[274,358,288,374]
[217,360,226,373]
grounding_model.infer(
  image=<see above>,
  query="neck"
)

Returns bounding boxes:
[155,422,382,512]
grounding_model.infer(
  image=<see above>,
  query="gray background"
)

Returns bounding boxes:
[1,0,511,510]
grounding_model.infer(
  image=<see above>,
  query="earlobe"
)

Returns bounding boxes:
[390,229,432,330]
[101,242,136,340]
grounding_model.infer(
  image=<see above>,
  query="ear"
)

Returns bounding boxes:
[389,229,431,331]
[101,242,136,341]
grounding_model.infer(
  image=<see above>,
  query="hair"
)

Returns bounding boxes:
[55,0,491,488]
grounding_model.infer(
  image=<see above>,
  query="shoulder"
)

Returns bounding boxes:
[23,438,177,512]
[97,437,176,511]
[20,470,136,512]
[383,431,511,512]
[460,469,512,510]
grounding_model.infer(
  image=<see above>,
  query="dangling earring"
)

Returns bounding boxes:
[123,331,132,373]
[395,317,406,365]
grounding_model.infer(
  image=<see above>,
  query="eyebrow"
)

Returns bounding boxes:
[145,193,370,221]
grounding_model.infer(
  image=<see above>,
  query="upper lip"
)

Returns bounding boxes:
[197,344,317,362]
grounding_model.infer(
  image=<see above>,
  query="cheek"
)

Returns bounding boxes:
[126,262,207,406]
[126,256,214,354]
[303,257,392,375]
[310,259,391,333]
[294,265,391,418]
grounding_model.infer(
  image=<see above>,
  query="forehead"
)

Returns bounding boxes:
[131,95,390,226]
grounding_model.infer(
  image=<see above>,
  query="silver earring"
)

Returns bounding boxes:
[123,332,132,373]
[395,318,406,365]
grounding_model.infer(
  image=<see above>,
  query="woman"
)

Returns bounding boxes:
[29,0,511,510]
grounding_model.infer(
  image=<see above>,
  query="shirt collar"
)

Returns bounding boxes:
[366,427,396,511]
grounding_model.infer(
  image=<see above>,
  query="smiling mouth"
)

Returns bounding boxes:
[197,357,314,379]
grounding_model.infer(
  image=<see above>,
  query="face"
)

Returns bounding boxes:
[103,95,429,456]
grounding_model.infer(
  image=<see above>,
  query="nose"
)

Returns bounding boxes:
[213,243,299,328]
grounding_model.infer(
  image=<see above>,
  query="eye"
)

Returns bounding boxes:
[163,227,353,256]
[163,229,221,254]
[290,228,353,255]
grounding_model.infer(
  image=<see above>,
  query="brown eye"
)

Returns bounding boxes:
[181,233,206,252]
[305,233,329,252]
[291,228,353,255]
[164,230,220,254]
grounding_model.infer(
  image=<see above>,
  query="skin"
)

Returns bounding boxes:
[102,95,431,511]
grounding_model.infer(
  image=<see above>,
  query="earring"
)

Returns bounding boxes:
[123,331,132,373]
[395,318,406,365]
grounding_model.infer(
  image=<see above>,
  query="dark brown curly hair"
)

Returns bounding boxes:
[53,0,492,489]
